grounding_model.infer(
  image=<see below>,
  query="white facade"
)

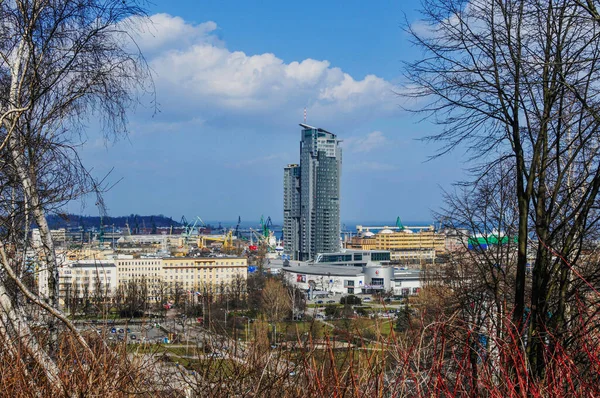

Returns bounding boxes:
[58,260,117,306]
[282,266,364,295]
[392,270,422,296]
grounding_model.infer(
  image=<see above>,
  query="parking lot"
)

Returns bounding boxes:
[79,321,168,344]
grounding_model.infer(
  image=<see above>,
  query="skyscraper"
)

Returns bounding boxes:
[284,124,342,261]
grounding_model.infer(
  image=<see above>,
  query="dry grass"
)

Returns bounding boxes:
[2,309,599,397]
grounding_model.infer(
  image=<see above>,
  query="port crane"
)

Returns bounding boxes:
[179,216,205,250]
[234,216,241,239]
[254,215,276,252]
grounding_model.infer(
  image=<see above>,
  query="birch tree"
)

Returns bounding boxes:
[0,0,150,388]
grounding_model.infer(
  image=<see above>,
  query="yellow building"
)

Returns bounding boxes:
[345,228,445,262]
[114,256,248,302]
[162,257,248,296]
[63,248,113,261]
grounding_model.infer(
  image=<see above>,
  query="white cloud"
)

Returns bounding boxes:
[343,131,388,153]
[129,14,399,127]
[127,14,222,56]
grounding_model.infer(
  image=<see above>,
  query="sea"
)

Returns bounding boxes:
[202,220,435,240]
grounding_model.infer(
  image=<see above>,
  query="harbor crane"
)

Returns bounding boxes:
[260,215,273,238]
[180,216,204,249]
[234,216,241,239]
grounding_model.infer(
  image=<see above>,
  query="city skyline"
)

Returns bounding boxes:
[73,0,468,222]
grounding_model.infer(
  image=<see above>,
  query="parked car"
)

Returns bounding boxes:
[118,328,124,333]
[363,298,372,302]
[316,300,324,304]
[208,352,223,358]
[130,334,137,340]
[126,328,131,333]
[110,328,116,334]
[327,300,336,304]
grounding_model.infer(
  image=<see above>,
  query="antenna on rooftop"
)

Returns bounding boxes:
[303,107,307,123]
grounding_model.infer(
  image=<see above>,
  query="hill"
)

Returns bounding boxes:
[45,214,182,231]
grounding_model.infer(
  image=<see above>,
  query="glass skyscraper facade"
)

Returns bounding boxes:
[283,124,342,260]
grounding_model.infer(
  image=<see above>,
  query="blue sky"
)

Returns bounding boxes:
[74,0,468,224]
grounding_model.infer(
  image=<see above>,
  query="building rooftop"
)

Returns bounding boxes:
[282,265,363,277]
[393,269,422,279]
[162,256,246,260]
[64,260,115,268]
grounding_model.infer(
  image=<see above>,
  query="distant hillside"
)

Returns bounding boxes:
[45,214,182,231]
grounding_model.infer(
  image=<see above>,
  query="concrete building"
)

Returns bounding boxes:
[282,265,364,296]
[278,249,399,296]
[392,269,422,296]
[284,124,342,261]
[115,257,164,302]
[114,256,248,302]
[162,257,248,297]
[32,228,67,247]
[345,226,445,264]
[57,260,117,307]
[315,250,391,267]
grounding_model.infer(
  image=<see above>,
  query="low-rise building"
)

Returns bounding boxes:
[162,256,248,298]
[58,260,117,307]
[115,257,164,302]
[114,256,248,302]
[392,269,422,296]
[345,226,445,264]
[278,249,399,296]
[282,265,364,296]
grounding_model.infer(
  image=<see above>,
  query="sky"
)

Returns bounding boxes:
[74,0,468,224]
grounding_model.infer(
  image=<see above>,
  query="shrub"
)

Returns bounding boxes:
[340,295,362,305]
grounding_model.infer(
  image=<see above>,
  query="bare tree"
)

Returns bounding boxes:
[261,278,292,323]
[406,0,600,380]
[0,0,151,388]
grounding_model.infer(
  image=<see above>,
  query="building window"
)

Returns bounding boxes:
[371,278,384,286]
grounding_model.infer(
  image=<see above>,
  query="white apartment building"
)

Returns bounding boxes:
[115,256,164,302]
[57,260,117,307]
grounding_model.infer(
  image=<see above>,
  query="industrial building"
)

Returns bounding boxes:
[284,123,342,261]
